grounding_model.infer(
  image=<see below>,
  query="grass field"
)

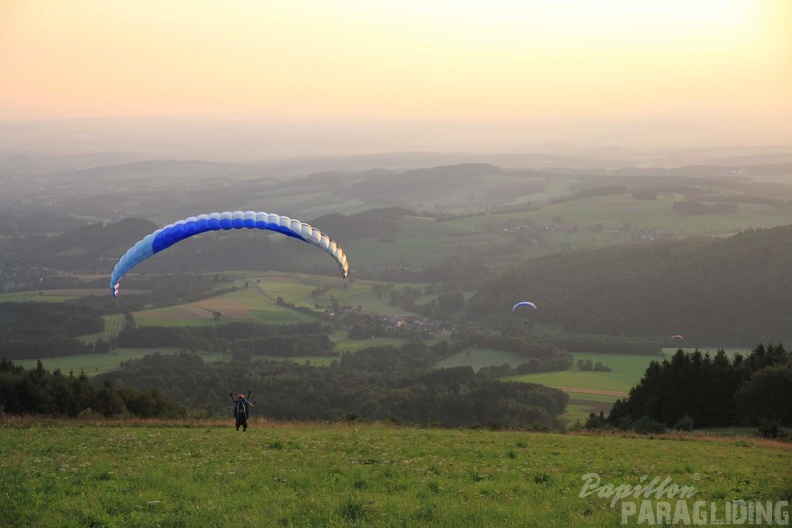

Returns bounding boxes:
[12,348,178,376]
[387,193,792,266]
[563,403,608,425]
[0,291,84,302]
[439,349,724,425]
[129,272,438,327]
[503,352,661,396]
[200,353,338,367]
[439,350,659,398]
[436,348,529,371]
[0,288,140,303]
[10,338,424,377]
[79,314,126,344]
[1,419,789,527]
[333,336,430,353]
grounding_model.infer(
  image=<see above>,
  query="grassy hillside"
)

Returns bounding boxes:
[1,420,789,527]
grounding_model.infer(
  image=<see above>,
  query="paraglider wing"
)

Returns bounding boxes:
[512,301,537,311]
[671,335,684,340]
[109,211,349,296]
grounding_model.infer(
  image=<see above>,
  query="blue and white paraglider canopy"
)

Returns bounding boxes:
[512,301,537,311]
[109,211,349,296]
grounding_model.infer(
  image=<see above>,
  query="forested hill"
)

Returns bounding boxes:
[467,225,792,345]
[6,217,158,265]
[94,344,570,429]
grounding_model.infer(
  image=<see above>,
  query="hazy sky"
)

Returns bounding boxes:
[1,0,791,150]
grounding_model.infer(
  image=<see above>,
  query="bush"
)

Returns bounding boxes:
[756,418,787,440]
[674,414,695,431]
[617,416,634,431]
[632,415,666,435]
[585,411,608,430]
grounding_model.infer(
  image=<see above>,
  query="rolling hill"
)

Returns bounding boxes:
[468,224,792,345]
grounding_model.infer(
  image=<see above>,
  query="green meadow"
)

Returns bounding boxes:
[79,314,127,344]
[503,352,664,397]
[564,404,608,425]
[0,291,84,303]
[130,272,432,328]
[199,353,337,367]
[1,419,789,527]
[13,348,180,376]
[14,350,340,377]
[436,348,528,371]
[291,191,792,270]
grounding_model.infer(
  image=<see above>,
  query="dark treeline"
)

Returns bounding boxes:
[0,302,104,337]
[95,341,569,430]
[0,301,106,359]
[3,218,158,272]
[0,358,185,418]
[608,344,792,428]
[308,208,404,242]
[467,224,792,345]
[116,321,337,358]
[539,335,662,356]
[0,337,103,361]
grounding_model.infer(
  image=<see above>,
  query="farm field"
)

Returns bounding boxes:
[0,289,145,302]
[441,350,660,396]
[447,193,792,231]
[199,353,338,367]
[79,314,126,344]
[130,272,434,327]
[1,419,789,527]
[13,348,177,376]
[14,350,347,377]
[502,352,663,398]
[436,348,529,371]
[435,350,661,424]
[12,337,425,378]
[0,290,92,302]
[284,192,792,270]
[563,403,608,425]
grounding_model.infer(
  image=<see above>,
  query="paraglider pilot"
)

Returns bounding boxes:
[231,393,254,431]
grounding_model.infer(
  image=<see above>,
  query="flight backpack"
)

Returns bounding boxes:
[234,398,248,420]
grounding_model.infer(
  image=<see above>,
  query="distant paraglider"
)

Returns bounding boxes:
[109,210,349,297]
[512,301,537,311]
[671,335,684,340]
[512,301,537,325]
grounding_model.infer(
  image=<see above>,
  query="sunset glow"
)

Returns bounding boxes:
[1,0,789,124]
